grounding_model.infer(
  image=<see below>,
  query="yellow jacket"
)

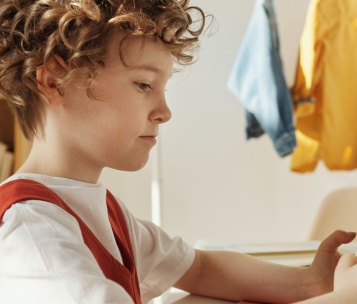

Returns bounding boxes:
[291,0,357,172]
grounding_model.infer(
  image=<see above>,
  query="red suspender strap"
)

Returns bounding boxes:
[106,191,141,301]
[0,179,141,304]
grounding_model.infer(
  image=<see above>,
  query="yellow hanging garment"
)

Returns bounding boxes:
[291,0,357,172]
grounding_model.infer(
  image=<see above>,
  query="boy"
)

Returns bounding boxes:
[0,0,357,303]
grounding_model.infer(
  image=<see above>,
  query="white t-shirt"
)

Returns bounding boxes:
[0,173,195,304]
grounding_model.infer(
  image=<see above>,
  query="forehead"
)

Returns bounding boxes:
[105,33,174,75]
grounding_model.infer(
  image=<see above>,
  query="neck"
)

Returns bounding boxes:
[17,137,102,184]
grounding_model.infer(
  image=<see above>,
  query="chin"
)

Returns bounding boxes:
[112,158,149,172]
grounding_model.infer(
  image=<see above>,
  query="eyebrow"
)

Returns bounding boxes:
[136,65,161,73]
[130,64,173,78]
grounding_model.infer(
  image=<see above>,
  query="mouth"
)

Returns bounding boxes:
[139,135,157,144]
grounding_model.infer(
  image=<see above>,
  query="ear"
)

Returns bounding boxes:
[36,55,69,105]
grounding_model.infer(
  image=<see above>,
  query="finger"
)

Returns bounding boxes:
[342,231,357,242]
[319,230,356,254]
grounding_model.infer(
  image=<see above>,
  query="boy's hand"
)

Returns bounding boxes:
[306,230,356,296]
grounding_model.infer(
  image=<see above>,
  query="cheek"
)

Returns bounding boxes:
[63,89,99,124]
[96,114,139,147]
[105,102,146,132]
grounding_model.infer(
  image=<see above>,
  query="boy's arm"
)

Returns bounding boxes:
[174,230,356,303]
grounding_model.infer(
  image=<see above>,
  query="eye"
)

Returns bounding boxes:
[135,82,152,92]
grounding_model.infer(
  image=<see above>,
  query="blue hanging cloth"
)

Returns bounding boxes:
[227,0,296,157]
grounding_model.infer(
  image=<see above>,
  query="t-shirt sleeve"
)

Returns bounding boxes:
[0,200,135,304]
[116,199,195,303]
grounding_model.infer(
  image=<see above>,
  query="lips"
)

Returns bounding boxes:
[139,136,157,144]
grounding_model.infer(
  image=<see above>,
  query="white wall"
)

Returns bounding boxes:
[100,0,357,247]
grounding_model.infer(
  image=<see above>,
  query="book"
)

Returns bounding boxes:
[195,239,357,267]
[0,142,14,182]
[0,141,8,175]
[195,239,320,255]
[194,239,320,266]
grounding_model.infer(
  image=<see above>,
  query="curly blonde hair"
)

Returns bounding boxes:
[0,0,206,139]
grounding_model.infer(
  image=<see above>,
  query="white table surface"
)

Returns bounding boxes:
[165,290,235,304]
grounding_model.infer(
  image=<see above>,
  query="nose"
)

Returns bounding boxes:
[150,96,172,124]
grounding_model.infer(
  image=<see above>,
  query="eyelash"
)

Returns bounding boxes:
[135,82,152,92]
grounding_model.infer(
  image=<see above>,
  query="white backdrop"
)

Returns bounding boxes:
[100,0,357,247]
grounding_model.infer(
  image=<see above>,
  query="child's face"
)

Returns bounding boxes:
[58,34,173,173]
